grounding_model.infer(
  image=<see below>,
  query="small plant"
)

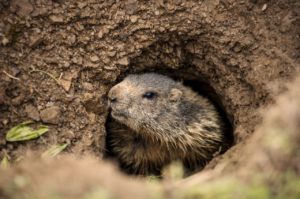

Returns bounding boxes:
[1,152,10,169]
[6,121,49,142]
[42,143,68,158]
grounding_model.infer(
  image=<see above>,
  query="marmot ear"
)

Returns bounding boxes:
[169,88,182,102]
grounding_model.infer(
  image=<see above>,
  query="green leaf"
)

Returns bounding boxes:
[1,152,10,169]
[42,143,68,158]
[6,121,49,142]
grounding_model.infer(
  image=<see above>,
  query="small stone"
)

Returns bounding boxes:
[117,57,129,66]
[88,113,96,124]
[125,0,138,14]
[170,27,177,31]
[130,15,138,23]
[29,34,43,48]
[49,15,64,24]
[1,37,9,46]
[173,0,182,5]
[72,57,82,65]
[63,61,70,68]
[44,57,59,64]
[84,61,98,68]
[82,82,94,91]
[107,51,116,57]
[25,104,40,121]
[59,79,72,92]
[97,31,103,38]
[138,35,148,41]
[82,93,94,101]
[63,130,75,139]
[10,0,33,17]
[261,4,267,11]
[104,65,117,70]
[102,57,110,64]
[31,7,48,17]
[67,34,76,45]
[80,7,92,18]
[59,71,78,91]
[2,119,9,126]
[90,55,100,62]
[77,2,87,9]
[40,105,61,124]
[159,27,165,32]
[74,22,84,31]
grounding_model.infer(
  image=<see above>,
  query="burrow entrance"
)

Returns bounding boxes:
[104,35,236,176]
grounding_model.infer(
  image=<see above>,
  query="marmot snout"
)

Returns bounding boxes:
[106,73,230,175]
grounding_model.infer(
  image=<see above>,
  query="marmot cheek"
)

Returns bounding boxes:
[128,107,139,119]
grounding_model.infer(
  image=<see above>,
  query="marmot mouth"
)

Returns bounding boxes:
[111,111,128,121]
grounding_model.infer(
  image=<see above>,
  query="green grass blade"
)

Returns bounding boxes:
[42,143,68,158]
[6,121,49,142]
[1,152,10,169]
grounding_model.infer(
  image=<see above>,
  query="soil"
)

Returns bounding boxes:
[0,0,299,198]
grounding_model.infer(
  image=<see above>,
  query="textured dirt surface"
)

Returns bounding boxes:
[1,72,300,199]
[0,0,299,195]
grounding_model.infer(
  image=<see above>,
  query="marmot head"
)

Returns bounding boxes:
[108,73,183,133]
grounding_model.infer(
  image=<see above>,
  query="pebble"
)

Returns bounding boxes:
[10,0,33,17]
[40,105,61,124]
[97,31,104,38]
[90,55,100,62]
[59,79,72,92]
[49,15,64,24]
[107,51,116,57]
[77,2,87,9]
[130,15,138,23]
[82,82,94,91]
[67,34,76,45]
[2,119,9,126]
[25,104,40,121]
[125,0,138,14]
[262,4,267,11]
[1,37,9,46]
[29,34,43,48]
[117,57,129,66]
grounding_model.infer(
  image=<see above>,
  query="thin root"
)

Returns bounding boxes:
[29,68,61,86]
[2,70,20,81]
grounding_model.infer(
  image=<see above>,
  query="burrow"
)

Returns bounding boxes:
[103,33,264,175]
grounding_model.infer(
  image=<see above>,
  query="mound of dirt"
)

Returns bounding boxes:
[0,155,157,199]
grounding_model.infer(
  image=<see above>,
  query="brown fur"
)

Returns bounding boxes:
[106,73,230,175]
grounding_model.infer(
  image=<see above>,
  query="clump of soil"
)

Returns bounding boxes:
[0,155,157,199]
[0,0,299,198]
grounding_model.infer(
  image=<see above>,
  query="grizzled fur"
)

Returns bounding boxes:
[106,73,230,175]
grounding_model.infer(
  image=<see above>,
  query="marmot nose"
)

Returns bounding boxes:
[109,96,117,103]
[108,86,120,104]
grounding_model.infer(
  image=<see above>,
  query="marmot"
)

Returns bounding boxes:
[106,73,231,175]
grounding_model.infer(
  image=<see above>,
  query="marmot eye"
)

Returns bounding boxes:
[142,91,157,99]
